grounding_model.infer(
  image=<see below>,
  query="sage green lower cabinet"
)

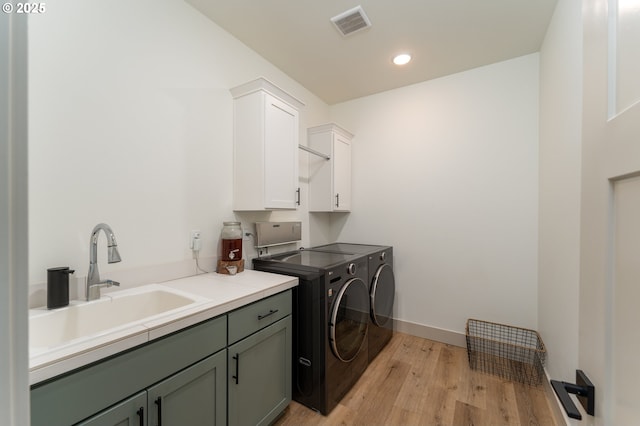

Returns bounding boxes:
[31,315,227,426]
[226,289,293,425]
[228,316,292,426]
[77,350,227,426]
[31,289,294,426]
[148,349,226,426]
[76,391,146,426]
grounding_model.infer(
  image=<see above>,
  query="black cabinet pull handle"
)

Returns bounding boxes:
[336,193,340,208]
[154,396,162,426]
[296,188,301,205]
[232,353,240,384]
[137,407,144,426]
[257,309,279,320]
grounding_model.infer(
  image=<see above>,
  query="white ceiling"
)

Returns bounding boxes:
[186,0,558,105]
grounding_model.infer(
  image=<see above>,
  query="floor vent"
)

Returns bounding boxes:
[331,6,372,36]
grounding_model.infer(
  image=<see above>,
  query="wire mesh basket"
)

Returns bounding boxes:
[466,318,547,386]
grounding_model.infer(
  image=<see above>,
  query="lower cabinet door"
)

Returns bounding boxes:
[75,392,146,426]
[228,316,292,426]
[147,350,227,426]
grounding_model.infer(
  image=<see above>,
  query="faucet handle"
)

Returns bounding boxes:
[93,279,120,289]
[103,280,120,288]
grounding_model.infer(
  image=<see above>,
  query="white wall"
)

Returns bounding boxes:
[29,0,544,347]
[28,0,330,301]
[538,0,582,383]
[330,54,540,335]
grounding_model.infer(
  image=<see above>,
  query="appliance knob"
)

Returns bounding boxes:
[380,252,387,261]
[347,263,356,275]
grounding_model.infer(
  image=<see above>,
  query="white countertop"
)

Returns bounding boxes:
[29,270,298,385]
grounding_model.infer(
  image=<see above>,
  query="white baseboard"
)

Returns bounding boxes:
[394,319,467,348]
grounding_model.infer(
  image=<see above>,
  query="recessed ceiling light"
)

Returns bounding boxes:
[393,53,412,66]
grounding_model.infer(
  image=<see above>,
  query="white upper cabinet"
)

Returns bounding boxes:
[308,124,353,212]
[230,78,304,211]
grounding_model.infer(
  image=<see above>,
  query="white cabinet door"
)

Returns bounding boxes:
[308,124,353,212]
[332,133,351,212]
[231,78,303,211]
[264,95,299,209]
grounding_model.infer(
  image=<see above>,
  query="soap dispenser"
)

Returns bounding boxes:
[47,267,74,309]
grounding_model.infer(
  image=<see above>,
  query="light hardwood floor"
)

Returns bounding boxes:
[275,332,560,426]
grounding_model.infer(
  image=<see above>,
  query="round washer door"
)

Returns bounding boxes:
[371,263,395,327]
[329,277,369,362]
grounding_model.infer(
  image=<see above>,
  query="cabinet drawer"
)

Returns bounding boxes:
[228,290,291,344]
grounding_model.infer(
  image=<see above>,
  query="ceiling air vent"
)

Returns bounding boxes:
[331,6,372,36]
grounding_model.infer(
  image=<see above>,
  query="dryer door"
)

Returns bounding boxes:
[329,278,369,362]
[371,263,395,327]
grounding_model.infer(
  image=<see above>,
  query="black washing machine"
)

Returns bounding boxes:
[312,243,395,363]
[253,250,369,415]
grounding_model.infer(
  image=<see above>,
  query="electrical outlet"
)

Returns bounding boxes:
[190,230,201,249]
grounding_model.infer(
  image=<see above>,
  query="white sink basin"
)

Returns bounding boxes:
[29,284,207,352]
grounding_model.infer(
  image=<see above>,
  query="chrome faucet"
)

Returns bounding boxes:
[86,223,122,301]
